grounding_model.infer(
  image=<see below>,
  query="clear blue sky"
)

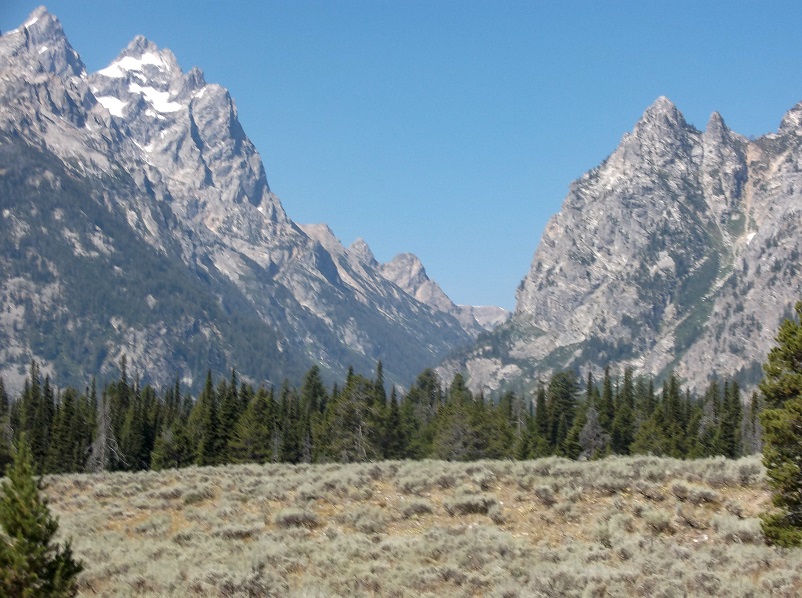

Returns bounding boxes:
[4,2,802,310]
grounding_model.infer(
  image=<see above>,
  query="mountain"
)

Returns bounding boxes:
[445,96,802,394]
[0,7,492,391]
[379,252,508,332]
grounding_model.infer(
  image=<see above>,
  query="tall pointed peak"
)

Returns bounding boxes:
[779,100,802,136]
[20,6,64,45]
[703,111,730,142]
[97,35,180,79]
[349,238,378,266]
[24,5,50,24]
[383,253,427,281]
[637,96,686,128]
[16,6,85,77]
[707,111,725,130]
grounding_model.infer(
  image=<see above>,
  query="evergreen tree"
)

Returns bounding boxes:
[611,368,634,454]
[531,381,551,457]
[278,384,303,463]
[0,436,83,596]
[218,369,243,462]
[599,366,615,434]
[45,389,79,474]
[150,420,193,470]
[382,388,406,460]
[193,371,223,466]
[0,377,8,418]
[759,300,802,546]
[402,369,442,458]
[743,392,763,455]
[320,373,382,462]
[228,386,276,464]
[546,371,579,451]
[0,377,13,475]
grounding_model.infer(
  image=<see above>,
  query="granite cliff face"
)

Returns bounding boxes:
[0,8,489,391]
[446,96,801,394]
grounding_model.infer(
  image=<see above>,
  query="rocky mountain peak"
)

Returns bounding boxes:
[348,238,378,266]
[96,36,181,83]
[600,96,698,183]
[705,111,726,135]
[2,6,85,78]
[381,253,427,289]
[635,96,686,131]
[778,101,802,136]
[0,7,500,392]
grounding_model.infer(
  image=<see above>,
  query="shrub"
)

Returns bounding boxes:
[643,508,673,534]
[183,486,214,505]
[402,499,434,518]
[445,488,498,516]
[274,507,320,529]
[534,485,557,507]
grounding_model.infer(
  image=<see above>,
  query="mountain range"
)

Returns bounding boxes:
[444,96,802,394]
[2,7,801,398]
[0,7,504,392]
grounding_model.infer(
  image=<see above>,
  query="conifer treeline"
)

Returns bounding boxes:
[0,359,761,475]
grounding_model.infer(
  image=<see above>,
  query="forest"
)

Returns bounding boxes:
[0,357,762,476]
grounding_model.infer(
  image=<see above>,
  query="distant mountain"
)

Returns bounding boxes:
[0,7,497,391]
[444,96,802,394]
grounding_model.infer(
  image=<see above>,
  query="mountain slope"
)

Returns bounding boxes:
[0,7,486,391]
[445,97,802,394]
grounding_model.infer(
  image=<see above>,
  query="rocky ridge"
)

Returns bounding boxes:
[445,96,802,394]
[0,7,494,391]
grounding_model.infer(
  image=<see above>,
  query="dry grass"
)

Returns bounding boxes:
[34,455,802,597]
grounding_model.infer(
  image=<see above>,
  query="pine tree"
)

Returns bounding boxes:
[611,368,634,454]
[546,371,579,451]
[531,381,551,457]
[759,300,802,546]
[320,373,382,462]
[0,436,83,596]
[150,421,193,470]
[382,388,406,460]
[218,369,243,462]
[599,366,615,434]
[0,377,13,475]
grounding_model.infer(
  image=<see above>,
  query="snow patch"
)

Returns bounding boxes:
[38,46,49,55]
[145,108,166,120]
[128,83,182,113]
[96,95,126,117]
[24,15,39,28]
[747,232,756,245]
[97,52,168,78]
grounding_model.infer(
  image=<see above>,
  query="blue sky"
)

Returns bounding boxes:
[4,1,802,310]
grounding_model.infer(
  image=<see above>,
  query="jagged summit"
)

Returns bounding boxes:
[97,35,181,80]
[445,94,802,395]
[630,96,692,142]
[1,6,85,78]
[348,238,378,266]
[0,7,508,391]
[706,111,725,130]
[778,101,802,136]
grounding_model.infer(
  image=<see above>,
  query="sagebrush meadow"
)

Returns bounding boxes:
[42,456,802,597]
